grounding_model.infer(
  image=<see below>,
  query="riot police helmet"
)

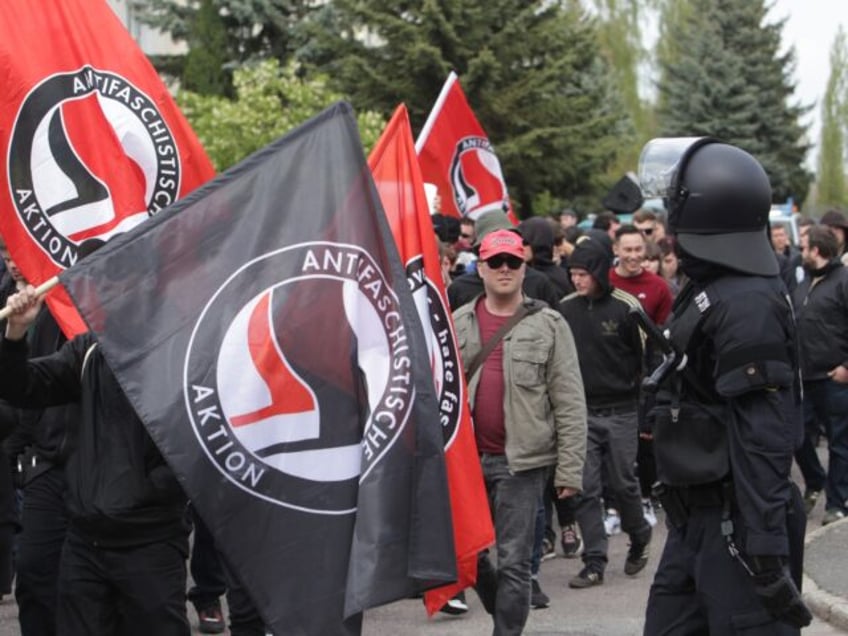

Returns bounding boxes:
[638,137,777,276]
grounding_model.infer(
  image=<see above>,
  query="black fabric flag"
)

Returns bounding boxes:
[59,103,456,635]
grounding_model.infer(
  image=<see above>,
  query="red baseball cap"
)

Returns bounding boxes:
[478,229,525,261]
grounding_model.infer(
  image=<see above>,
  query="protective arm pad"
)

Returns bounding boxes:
[715,359,794,398]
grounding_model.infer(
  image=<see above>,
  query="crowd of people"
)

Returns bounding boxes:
[432,182,846,633]
[0,156,843,635]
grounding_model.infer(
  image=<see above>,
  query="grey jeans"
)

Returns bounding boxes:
[576,409,650,568]
[474,454,548,636]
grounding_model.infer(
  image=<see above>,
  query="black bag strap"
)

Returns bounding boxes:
[465,303,540,381]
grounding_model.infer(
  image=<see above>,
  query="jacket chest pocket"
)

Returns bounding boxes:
[511,341,548,386]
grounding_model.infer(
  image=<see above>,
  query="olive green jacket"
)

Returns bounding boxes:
[453,296,587,490]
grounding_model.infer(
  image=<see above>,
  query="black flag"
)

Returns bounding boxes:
[59,103,456,635]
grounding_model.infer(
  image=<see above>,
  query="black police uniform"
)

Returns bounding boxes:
[644,272,807,634]
[637,139,812,634]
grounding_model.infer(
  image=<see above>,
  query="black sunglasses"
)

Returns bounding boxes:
[484,254,524,270]
[640,227,654,235]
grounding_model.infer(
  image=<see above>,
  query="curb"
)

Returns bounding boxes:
[804,518,848,631]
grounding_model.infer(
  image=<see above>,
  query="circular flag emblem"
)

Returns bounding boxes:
[184,242,414,515]
[405,256,462,449]
[7,65,180,268]
[449,136,509,220]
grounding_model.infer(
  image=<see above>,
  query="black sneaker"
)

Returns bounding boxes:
[568,565,604,589]
[822,508,846,526]
[624,528,652,576]
[197,602,226,634]
[530,578,550,608]
[439,591,469,615]
[803,488,822,515]
[540,536,557,562]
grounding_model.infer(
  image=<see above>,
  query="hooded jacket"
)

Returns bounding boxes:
[560,238,644,407]
[519,217,573,298]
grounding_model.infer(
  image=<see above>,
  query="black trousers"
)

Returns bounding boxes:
[16,466,68,636]
[57,531,190,636]
[644,505,800,635]
[188,507,266,636]
[187,506,226,610]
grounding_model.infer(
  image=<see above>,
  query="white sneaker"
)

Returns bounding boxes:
[642,498,658,527]
[604,508,622,536]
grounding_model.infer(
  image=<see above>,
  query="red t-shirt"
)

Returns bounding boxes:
[610,268,673,325]
[473,299,508,455]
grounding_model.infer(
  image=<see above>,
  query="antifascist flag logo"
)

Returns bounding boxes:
[449,136,509,219]
[8,66,180,269]
[405,256,462,448]
[184,242,414,515]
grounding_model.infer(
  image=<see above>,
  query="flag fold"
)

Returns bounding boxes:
[60,102,456,636]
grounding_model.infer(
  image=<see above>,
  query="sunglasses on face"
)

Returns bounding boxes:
[484,254,524,270]
[640,227,654,235]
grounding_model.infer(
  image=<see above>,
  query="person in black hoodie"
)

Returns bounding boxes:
[0,281,190,635]
[793,225,848,524]
[559,236,652,588]
[518,217,573,299]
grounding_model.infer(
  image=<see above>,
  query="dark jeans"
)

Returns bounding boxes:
[474,455,547,636]
[576,410,650,568]
[58,531,190,636]
[799,379,848,511]
[645,506,800,635]
[188,507,265,635]
[187,507,226,610]
[16,467,68,636]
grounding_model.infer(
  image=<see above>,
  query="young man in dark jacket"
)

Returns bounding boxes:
[793,225,848,524]
[559,236,652,588]
[1,285,190,636]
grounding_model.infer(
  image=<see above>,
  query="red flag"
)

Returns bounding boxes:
[369,105,494,615]
[0,0,215,335]
[415,72,517,223]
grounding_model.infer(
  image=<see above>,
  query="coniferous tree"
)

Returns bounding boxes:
[134,0,316,66]
[181,0,232,96]
[305,0,630,215]
[590,0,659,172]
[817,27,848,208]
[656,0,811,204]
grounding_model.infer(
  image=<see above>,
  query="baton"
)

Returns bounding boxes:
[628,306,687,393]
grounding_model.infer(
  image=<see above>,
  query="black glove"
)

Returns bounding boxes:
[751,557,813,628]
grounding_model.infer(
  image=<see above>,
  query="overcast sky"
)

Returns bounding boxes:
[771,0,848,166]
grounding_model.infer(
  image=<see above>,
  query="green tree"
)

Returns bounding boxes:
[178,59,385,171]
[305,0,629,215]
[656,0,811,204]
[590,0,659,172]
[817,27,848,208]
[181,0,232,96]
[134,0,316,67]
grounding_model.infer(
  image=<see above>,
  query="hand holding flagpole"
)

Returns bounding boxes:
[0,276,58,323]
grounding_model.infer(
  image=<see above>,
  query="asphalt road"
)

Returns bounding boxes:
[0,459,842,635]
[0,506,840,635]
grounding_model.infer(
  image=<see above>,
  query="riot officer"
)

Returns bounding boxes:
[637,138,812,634]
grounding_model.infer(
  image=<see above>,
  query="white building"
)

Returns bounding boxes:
[106,0,186,56]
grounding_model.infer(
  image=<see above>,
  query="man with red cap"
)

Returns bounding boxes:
[453,229,587,636]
